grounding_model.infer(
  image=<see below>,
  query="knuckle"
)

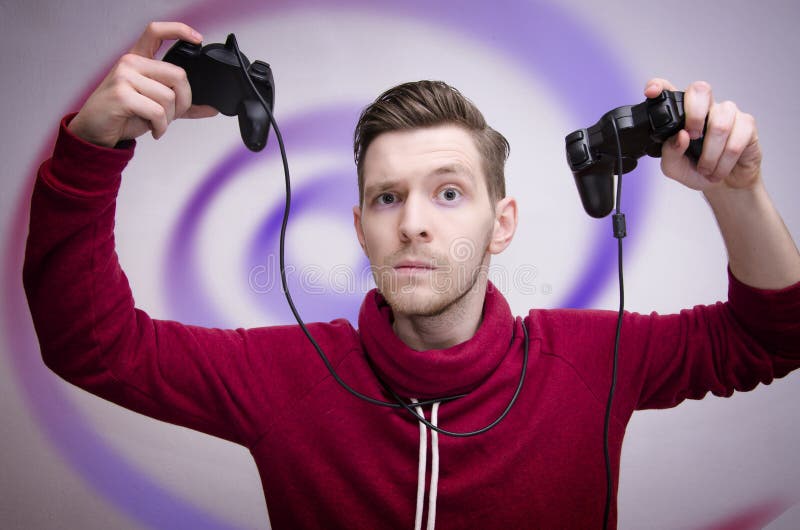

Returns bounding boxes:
[108,82,130,102]
[118,53,138,68]
[164,96,177,116]
[719,100,738,114]
[145,21,160,35]
[177,96,192,116]
[708,120,730,137]
[727,142,746,158]
[708,105,734,135]
[741,112,757,129]
[725,134,747,155]
[152,106,167,121]
[164,88,176,104]
[163,62,188,84]
[108,68,132,90]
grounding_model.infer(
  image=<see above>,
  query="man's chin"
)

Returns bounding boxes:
[380,279,473,318]
[380,285,451,318]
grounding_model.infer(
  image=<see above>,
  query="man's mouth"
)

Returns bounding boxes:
[393,258,438,274]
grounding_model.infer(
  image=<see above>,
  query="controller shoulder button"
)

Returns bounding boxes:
[174,41,202,56]
[566,131,591,168]
[250,61,271,75]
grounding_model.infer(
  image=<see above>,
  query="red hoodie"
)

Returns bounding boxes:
[23,116,800,529]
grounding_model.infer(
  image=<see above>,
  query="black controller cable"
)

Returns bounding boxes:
[603,117,627,530]
[229,35,528,437]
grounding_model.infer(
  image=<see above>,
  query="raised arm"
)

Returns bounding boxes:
[646,78,800,289]
[24,23,270,447]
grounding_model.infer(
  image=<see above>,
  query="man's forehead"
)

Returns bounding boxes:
[362,125,483,181]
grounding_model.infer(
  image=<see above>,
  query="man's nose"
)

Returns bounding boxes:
[398,192,432,243]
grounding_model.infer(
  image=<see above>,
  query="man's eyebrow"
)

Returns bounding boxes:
[363,179,398,198]
[427,163,476,182]
[363,163,477,198]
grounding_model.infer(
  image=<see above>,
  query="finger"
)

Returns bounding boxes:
[118,85,170,139]
[660,128,691,176]
[644,77,678,98]
[129,21,203,59]
[128,71,179,124]
[183,105,219,119]
[683,81,712,140]
[152,62,191,118]
[696,100,737,180]
[710,109,755,182]
[117,54,192,117]
[171,71,192,119]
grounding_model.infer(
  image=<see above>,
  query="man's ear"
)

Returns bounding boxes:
[489,196,518,255]
[353,205,367,254]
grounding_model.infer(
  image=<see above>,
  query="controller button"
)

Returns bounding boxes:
[177,41,201,55]
[650,105,673,130]
[567,141,590,167]
[565,129,584,142]
[251,61,270,75]
[565,130,590,167]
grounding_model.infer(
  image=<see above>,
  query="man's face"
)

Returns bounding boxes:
[353,124,507,317]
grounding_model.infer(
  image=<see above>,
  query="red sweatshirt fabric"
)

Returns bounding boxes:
[23,116,800,530]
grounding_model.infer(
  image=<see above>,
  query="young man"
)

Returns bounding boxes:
[23,22,800,530]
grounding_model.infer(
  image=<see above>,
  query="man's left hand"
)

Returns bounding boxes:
[645,78,762,192]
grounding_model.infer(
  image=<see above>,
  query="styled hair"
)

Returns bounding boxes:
[353,80,509,205]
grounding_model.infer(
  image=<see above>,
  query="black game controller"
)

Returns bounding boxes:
[565,90,705,218]
[163,34,275,152]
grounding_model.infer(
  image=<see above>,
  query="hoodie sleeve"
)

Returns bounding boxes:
[531,269,800,423]
[626,269,800,413]
[22,116,299,446]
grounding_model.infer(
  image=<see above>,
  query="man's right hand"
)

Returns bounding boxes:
[68,22,218,148]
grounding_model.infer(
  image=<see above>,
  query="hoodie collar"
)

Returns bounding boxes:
[358,282,515,400]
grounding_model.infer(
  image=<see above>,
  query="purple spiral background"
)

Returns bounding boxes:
[165,106,370,327]
[3,0,650,528]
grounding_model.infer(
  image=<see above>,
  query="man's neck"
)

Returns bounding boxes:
[392,278,487,351]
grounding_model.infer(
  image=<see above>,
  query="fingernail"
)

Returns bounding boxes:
[191,30,203,42]
[689,131,701,140]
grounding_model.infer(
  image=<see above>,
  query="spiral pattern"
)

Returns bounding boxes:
[450,236,477,263]
[3,1,650,528]
[165,106,369,328]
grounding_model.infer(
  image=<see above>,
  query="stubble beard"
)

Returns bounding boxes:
[372,244,491,318]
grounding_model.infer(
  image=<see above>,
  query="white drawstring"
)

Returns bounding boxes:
[427,401,440,530]
[412,399,427,530]
[411,399,441,530]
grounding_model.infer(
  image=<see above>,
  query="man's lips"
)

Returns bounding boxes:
[392,259,438,271]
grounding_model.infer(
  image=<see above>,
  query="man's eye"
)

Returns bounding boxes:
[439,188,461,201]
[377,193,396,205]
